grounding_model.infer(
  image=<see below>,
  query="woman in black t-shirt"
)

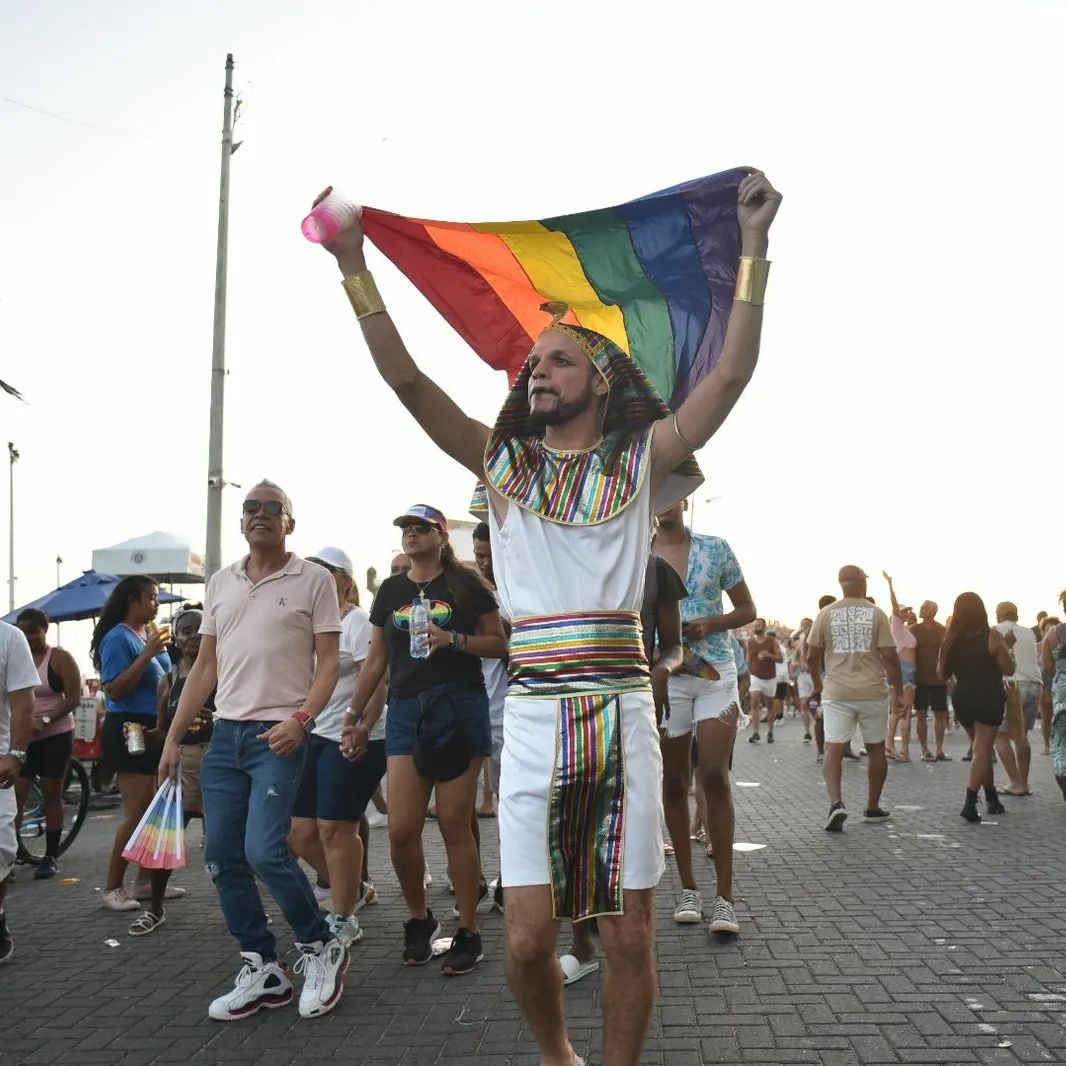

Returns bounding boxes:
[344,505,507,977]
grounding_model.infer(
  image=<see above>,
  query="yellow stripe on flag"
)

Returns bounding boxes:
[475,221,629,350]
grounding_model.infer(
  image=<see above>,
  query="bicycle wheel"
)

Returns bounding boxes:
[16,758,91,864]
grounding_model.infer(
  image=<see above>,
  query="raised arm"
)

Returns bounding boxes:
[882,572,902,617]
[317,192,490,478]
[652,170,782,477]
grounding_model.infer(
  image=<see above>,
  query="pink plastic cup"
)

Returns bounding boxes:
[301,191,361,243]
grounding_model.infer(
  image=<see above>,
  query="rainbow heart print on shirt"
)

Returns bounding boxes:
[393,599,453,631]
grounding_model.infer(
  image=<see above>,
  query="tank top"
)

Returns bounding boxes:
[748,635,779,680]
[946,629,1004,710]
[32,646,73,741]
[488,472,653,619]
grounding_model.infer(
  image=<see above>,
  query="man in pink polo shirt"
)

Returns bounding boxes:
[161,480,344,1021]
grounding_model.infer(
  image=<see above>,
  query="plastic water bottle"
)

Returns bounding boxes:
[410,594,430,659]
[301,191,361,243]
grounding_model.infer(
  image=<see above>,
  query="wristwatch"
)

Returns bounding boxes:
[292,710,314,732]
[7,749,27,764]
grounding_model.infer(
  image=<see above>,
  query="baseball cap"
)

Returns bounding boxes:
[307,546,354,576]
[393,504,448,534]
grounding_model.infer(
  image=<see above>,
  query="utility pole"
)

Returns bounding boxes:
[55,554,62,642]
[205,53,236,581]
[7,442,18,612]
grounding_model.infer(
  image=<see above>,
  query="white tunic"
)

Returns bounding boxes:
[487,472,654,620]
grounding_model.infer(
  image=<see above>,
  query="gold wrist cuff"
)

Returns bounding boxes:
[342,271,387,320]
[734,257,771,306]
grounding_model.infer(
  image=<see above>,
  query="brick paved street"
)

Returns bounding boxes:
[3,717,1065,1065]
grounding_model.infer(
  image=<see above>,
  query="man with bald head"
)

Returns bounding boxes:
[912,599,949,761]
[807,566,902,830]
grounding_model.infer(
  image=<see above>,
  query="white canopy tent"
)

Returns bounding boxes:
[91,531,206,585]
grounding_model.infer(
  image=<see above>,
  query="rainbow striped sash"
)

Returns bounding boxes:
[508,612,650,697]
[549,693,625,920]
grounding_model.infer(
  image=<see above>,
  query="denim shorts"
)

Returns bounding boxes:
[386,683,492,759]
[292,732,387,822]
[901,660,918,688]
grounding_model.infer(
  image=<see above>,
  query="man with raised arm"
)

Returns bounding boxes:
[320,170,780,1066]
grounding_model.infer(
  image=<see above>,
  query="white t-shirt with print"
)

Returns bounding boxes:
[995,621,1041,684]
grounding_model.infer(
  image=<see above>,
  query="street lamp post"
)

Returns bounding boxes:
[7,441,18,613]
[55,554,63,642]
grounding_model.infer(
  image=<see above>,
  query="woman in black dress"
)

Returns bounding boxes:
[938,592,1015,822]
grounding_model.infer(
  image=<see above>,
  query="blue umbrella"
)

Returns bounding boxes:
[2,570,184,625]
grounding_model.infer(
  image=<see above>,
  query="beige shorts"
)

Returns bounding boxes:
[823,699,889,745]
[180,743,208,814]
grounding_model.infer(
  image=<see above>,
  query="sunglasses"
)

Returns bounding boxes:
[401,523,436,535]
[243,499,287,517]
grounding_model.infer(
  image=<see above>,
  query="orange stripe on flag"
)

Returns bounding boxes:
[421,222,554,345]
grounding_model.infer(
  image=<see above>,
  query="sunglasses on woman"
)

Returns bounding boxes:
[242,499,287,516]
[401,523,436,535]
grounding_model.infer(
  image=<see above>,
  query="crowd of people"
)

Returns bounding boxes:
[2,167,1064,1066]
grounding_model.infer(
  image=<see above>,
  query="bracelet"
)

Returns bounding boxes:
[292,710,314,732]
[341,271,387,320]
[451,631,467,653]
[672,413,698,453]
[734,257,771,306]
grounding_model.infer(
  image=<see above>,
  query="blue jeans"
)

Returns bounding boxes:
[201,719,329,959]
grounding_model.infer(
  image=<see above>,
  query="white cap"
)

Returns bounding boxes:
[307,546,353,577]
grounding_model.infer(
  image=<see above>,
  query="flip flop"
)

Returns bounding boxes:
[559,953,600,986]
[920,753,936,762]
[1002,788,1033,797]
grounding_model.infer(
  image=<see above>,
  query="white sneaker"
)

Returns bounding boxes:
[100,887,140,912]
[366,809,388,828]
[293,938,348,1019]
[423,865,433,889]
[673,887,703,924]
[313,884,332,905]
[208,952,294,1021]
[709,895,739,935]
[327,913,364,948]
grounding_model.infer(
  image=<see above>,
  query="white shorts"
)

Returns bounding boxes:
[0,788,16,882]
[750,676,777,700]
[823,699,889,745]
[796,671,814,701]
[662,661,740,739]
[499,690,664,894]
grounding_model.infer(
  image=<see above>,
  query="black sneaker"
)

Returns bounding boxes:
[842,748,860,761]
[803,734,812,743]
[34,856,58,880]
[451,880,489,918]
[0,913,12,963]
[862,807,892,823]
[824,802,847,832]
[766,733,775,744]
[440,928,483,976]
[402,910,440,966]
[492,881,504,913]
[748,733,761,743]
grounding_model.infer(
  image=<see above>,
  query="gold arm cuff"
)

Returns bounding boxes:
[342,271,387,320]
[734,257,771,306]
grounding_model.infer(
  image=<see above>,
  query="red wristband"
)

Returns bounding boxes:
[292,710,313,731]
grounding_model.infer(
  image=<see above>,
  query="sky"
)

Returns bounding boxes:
[2,0,1064,674]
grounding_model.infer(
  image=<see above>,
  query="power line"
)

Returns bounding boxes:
[1,94,174,142]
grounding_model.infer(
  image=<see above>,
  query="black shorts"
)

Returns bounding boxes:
[774,682,791,701]
[20,730,73,780]
[102,712,162,776]
[955,698,1005,730]
[914,683,949,713]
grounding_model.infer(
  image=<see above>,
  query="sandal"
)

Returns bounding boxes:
[128,910,166,937]
[934,753,951,762]
[920,753,935,762]
[559,953,600,986]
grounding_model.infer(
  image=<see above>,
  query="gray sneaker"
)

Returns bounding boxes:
[708,896,739,935]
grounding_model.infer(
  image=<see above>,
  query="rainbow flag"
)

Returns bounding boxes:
[362,168,745,407]
[122,778,187,870]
